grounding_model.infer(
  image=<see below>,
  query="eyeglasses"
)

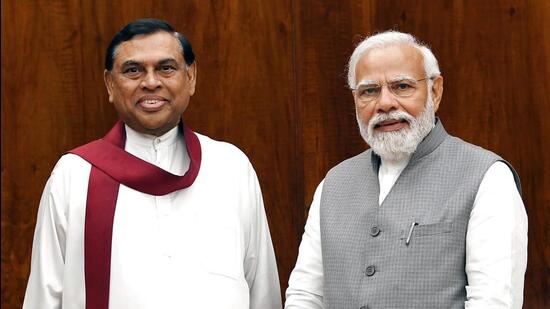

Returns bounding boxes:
[353,77,433,104]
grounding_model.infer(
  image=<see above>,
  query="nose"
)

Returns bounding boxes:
[140,71,161,90]
[375,84,399,113]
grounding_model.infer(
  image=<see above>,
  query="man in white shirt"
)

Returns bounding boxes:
[285,31,527,308]
[24,18,281,309]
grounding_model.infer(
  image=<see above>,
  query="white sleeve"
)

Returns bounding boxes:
[244,163,282,309]
[23,166,68,309]
[285,181,325,309]
[465,161,528,309]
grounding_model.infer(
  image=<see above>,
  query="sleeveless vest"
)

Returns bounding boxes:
[319,120,520,309]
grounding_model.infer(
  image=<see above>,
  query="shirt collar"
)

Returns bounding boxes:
[124,124,181,148]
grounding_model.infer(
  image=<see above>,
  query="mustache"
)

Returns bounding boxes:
[368,110,415,129]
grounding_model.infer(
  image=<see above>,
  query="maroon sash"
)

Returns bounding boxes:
[69,120,201,309]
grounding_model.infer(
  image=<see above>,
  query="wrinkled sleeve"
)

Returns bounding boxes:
[285,181,325,309]
[243,162,282,309]
[465,161,528,309]
[23,165,68,309]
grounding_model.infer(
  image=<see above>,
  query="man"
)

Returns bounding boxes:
[285,31,527,308]
[24,19,281,309]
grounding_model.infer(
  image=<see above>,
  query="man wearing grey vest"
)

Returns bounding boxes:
[285,31,528,309]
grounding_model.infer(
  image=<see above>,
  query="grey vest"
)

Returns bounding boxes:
[320,120,520,309]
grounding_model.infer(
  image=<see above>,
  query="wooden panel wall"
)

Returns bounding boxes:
[296,1,550,308]
[2,0,548,308]
[1,0,300,306]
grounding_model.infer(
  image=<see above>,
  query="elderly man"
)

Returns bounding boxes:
[285,31,527,309]
[24,19,281,309]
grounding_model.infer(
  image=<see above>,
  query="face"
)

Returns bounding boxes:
[353,43,443,134]
[353,43,444,161]
[104,31,196,136]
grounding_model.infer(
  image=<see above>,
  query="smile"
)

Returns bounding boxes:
[142,99,164,104]
[137,97,168,111]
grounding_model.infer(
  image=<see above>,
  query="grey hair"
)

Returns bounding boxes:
[347,31,440,89]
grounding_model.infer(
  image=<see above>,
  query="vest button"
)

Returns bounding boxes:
[370,226,380,237]
[365,265,376,276]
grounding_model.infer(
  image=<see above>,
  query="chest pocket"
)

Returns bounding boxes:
[400,221,453,240]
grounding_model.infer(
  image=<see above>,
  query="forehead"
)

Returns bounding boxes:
[355,43,425,81]
[113,31,183,65]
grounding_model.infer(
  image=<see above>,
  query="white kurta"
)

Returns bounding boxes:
[285,157,528,309]
[24,125,282,309]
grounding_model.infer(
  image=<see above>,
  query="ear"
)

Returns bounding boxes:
[104,70,114,103]
[186,63,197,96]
[431,75,444,112]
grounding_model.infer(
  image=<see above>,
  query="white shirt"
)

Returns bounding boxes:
[285,156,528,309]
[24,125,282,309]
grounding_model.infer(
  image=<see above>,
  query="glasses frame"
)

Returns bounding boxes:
[353,76,435,104]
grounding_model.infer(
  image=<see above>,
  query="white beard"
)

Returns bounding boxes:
[357,96,436,162]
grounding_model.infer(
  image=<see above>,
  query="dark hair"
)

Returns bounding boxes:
[104,18,195,70]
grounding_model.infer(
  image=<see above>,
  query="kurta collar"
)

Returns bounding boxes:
[371,117,448,173]
[124,124,180,148]
[379,156,410,176]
